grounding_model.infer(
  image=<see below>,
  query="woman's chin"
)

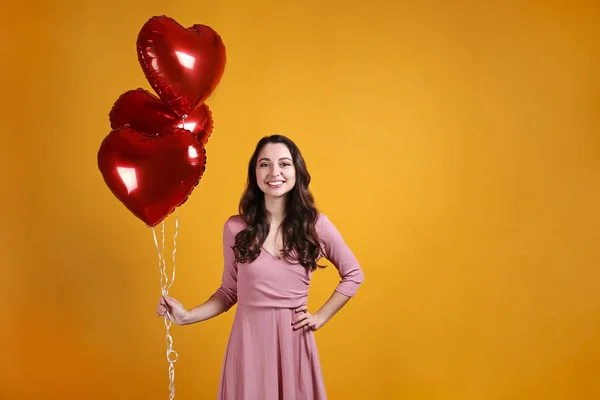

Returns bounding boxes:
[263,188,291,199]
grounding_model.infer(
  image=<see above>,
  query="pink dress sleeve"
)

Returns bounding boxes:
[317,214,365,297]
[210,218,238,311]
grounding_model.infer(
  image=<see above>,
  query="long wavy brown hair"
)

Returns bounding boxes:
[232,135,325,272]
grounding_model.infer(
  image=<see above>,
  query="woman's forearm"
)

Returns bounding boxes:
[182,296,228,325]
[314,291,352,327]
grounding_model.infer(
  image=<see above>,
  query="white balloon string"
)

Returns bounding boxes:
[171,213,179,292]
[152,211,179,400]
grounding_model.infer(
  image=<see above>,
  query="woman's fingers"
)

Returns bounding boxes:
[156,297,171,317]
[293,317,312,330]
[163,295,183,309]
[292,312,308,325]
[157,296,185,322]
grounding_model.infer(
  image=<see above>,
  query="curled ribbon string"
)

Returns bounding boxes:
[152,211,179,400]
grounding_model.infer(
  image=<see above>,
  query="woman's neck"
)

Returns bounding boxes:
[264,195,286,224]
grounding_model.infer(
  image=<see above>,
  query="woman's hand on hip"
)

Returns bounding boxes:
[292,305,324,331]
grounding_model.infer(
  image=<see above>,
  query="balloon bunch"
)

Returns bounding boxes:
[96,15,226,400]
[98,15,226,227]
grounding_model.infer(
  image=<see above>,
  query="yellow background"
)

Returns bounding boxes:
[2,0,599,399]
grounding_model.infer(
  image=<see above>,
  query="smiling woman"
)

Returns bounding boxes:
[234,135,321,270]
[156,134,365,399]
[256,144,296,197]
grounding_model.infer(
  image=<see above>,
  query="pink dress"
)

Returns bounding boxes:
[210,213,364,400]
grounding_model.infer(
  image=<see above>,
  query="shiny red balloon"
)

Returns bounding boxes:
[137,15,226,118]
[109,88,214,145]
[97,127,207,227]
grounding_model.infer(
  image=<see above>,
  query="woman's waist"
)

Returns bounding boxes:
[237,284,308,306]
[236,295,307,310]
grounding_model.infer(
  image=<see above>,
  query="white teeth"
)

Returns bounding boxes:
[267,181,284,187]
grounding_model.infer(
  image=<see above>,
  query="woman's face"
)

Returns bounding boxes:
[255,142,297,199]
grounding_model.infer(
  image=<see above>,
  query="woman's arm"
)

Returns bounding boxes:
[158,294,228,325]
[187,217,242,324]
[320,214,365,298]
[292,292,351,330]
[180,295,229,325]
[314,291,352,325]
[159,218,239,325]
[292,214,364,330]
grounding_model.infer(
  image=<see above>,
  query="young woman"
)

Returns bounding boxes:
[156,134,364,399]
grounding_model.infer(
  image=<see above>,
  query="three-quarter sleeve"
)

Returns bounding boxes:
[210,218,238,311]
[317,214,365,297]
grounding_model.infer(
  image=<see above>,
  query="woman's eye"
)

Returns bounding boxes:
[281,163,291,167]
[260,163,269,167]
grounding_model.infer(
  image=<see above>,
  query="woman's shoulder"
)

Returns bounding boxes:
[315,211,331,224]
[224,214,247,234]
[224,212,332,233]
[315,212,335,233]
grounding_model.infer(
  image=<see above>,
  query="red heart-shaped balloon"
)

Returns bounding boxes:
[109,88,214,145]
[137,15,226,118]
[97,127,206,227]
